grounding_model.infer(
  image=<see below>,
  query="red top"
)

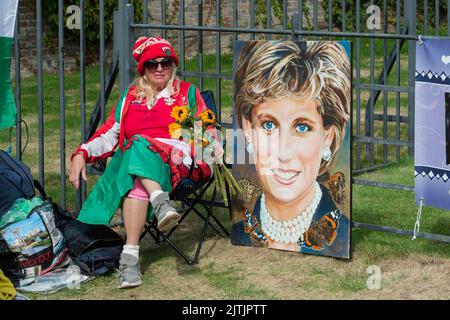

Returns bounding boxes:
[124,93,187,140]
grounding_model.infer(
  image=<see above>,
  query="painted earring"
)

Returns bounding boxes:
[322,147,331,161]
[246,141,254,154]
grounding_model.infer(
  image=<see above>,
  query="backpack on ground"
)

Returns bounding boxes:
[0,150,35,216]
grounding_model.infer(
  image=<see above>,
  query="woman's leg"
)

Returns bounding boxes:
[118,197,147,289]
[123,197,148,245]
[139,178,163,194]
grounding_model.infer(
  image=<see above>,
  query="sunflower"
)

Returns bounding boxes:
[190,138,210,148]
[168,122,182,139]
[199,109,215,125]
[200,138,210,147]
[202,138,209,148]
[170,105,189,123]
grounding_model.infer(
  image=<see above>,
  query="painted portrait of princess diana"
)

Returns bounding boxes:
[231,40,351,259]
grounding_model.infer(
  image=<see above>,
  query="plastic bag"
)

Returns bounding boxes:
[0,197,44,229]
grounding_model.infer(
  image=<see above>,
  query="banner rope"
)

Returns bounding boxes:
[412,197,424,240]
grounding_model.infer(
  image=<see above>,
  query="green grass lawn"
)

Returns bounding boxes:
[1,46,449,300]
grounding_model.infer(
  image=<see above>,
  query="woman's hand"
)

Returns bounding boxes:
[69,153,87,189]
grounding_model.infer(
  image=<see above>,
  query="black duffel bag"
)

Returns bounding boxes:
[63,220,124,276]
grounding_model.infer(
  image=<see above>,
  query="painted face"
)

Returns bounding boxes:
[242,97,333,209]
[144,57,173,90]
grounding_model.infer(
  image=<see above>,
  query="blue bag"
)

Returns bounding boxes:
[0,150,35,216]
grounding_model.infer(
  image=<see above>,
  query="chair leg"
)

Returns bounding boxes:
[210,214,230,237]
[140,221,161,243]
[190,203,227,237]
[152,225,196,265]
[187,187,228,237]
[178,194,226,237]
[139,178,233,264]
[205,186,230,237]
[193,205,214,263]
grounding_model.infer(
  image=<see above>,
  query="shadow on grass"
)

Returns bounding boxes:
[139,212,230,275]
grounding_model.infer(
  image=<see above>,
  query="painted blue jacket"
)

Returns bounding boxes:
[231,184,350,259]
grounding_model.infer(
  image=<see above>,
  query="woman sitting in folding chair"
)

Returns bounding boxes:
[69,37,222,289]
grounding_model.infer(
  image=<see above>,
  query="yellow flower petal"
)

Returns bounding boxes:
[170,106,189,123]
[168,122,182,139]
[200,109,215,125]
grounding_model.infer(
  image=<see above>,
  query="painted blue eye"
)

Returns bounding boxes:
[296,124,310,133]
[262,121,276,131]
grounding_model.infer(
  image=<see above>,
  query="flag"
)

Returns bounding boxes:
[415,38,450,211]
[0,0,18,130]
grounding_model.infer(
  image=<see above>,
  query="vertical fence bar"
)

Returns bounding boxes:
[233,0,237,42]
[292,13,299,41]
[448,0,450,36]
[250,0,255,40]
[58,0,66,209]
[143,0,148,37]
[342,0,346,32]
[36,0,44,187]
[369,0,375,167]
[266,0,271,40]
[100,0,105,124]
[79,0,87,204]
[180,0,185,81]
[406,0,416,155]
[118,2,125,95]
[328,0,332,34]
[424,0,428,35]
[383,0,388,164]
[298,0,303,40]
[436,0,440,35]
[14,9,21,160]
[198,0,203,90]
[126,4,135,85]
[283,0,287,40]
[143,0,148,24]
[162,0,166,39]
[118,0,133,95]
[216,0,221,122]
[396,0,401,160]
[313,0,318,39]
[356,0,361,170]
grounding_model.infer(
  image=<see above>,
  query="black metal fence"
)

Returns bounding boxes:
[8,0,450,242]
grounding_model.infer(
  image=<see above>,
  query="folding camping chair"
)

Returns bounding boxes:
[139,90,233,264]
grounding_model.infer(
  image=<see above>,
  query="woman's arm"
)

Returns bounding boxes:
[70,90,128,163]
[69,91,127,189]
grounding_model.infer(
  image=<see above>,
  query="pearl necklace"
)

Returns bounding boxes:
[260,182,322,244]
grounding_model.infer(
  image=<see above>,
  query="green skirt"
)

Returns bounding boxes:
[77,135,172,225]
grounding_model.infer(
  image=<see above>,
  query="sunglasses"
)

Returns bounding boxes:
[144,58,173,72]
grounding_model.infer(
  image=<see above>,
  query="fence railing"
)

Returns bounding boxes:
[8,0,450,242]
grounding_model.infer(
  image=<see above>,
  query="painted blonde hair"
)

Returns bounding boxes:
[234,40,351,174]
[132,65,180,105]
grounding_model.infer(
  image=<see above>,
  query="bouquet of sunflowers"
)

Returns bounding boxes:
[169,105,242,205]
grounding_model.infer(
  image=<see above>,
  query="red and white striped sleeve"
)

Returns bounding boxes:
[71,91,127,163]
